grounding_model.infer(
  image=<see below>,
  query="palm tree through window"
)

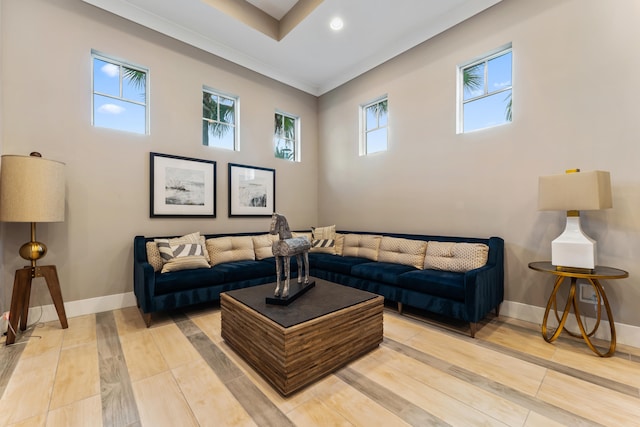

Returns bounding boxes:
[274,112,299,161]
[202,88,238,150]
[459,45,512,133]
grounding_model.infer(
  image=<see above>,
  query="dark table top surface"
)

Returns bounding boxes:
[223,278,380,328]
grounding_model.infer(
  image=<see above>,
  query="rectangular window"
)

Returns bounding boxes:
[202,87,238,150]
[458,45,512,133]
[274,111,299,162]
[360,96,388,155]
[92,51,148,134]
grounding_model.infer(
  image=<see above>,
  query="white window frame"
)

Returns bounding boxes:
[274,110,300,162]
[202,86,239,151]
[359,95,388,156]
[457,43,512,134]
[91,50,149,134]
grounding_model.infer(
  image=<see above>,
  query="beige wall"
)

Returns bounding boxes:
[0,0,318,309]
[318,0,640,327]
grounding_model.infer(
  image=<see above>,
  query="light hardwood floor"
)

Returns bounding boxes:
[0,303,639,427]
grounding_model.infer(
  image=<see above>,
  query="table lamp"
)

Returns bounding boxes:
[0,152,68,345]
[538,169,612,272]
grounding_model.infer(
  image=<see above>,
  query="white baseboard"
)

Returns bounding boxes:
[26,292,137,326]
[24,295,640,348]
[501,300,640,349]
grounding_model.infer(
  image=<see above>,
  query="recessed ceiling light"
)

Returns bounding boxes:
[330,17,344,31]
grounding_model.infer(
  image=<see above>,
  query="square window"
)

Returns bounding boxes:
[459,45,512,133]
[274,111,299,162]
[203,88,238,150]
[92,51,148,134]
[361,97,388,155]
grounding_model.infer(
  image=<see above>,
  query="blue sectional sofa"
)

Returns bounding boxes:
[133,230,504,337]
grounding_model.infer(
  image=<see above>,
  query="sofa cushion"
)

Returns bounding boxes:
[397,269,466,301]
[424,241,489,272]
[342,234,382,261]
[334,233,345,256]
[206,236,255,266]
[252,234,278,260]
[213,260,275,282]
[351,262,416,286]
[309,253,369,275]
[377,237,427,270]
[310,225,336,254]
[155,267,225,295]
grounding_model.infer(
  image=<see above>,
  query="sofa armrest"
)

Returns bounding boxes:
[462,236,504,323]
[133,235,156,314]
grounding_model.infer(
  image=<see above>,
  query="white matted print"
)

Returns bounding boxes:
[228,163,275,217]
[150,152,216,217]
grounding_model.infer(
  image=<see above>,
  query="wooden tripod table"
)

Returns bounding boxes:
[6,265,68,345]
[528,261,628,357]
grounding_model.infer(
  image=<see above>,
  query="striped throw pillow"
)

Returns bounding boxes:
[171,242,203,258]
[155,239,174,262]
[312,239,335,249]
[310,225,337,254]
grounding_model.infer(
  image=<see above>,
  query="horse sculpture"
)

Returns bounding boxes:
[269,213,311,298]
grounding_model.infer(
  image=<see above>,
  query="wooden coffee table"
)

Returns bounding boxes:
[221,278,384,395]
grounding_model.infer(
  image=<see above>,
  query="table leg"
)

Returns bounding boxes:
[575,278,616,357]
[542,276,574,343]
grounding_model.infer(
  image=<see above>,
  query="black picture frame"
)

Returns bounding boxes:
[228,163,275,217]
[150,152,216,218]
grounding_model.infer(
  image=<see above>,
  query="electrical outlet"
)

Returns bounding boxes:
[579,283,598,304]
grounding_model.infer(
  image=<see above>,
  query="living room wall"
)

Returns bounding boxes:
[0,0,318,313]
[318,0,640,329]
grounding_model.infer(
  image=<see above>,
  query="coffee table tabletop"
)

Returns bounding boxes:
[223,279,380,328]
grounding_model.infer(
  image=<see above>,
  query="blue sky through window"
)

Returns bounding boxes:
[92,56,147,134]
[364,99,388,154]
[461,49,512,133]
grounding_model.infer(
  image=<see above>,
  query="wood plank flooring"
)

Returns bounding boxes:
[0,303,639,426]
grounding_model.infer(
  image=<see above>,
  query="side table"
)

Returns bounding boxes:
[528,261,628,357]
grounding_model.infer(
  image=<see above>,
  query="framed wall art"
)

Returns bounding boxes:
[228,163,275,217]
[150,152,216,218]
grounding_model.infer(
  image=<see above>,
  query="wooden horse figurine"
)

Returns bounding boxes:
[269,213,311,298]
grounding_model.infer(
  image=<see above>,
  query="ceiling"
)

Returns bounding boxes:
[81,0,503,96]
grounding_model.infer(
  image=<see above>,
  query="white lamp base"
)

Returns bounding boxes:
[551,215,596,270]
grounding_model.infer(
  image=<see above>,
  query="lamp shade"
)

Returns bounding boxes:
[0,154,65,222]
[538,170,612,211]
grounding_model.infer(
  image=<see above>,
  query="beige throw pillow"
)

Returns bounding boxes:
[311,225,336,254]
[252,234,279,260]
[161,255,210,273]
[342,234,382,261]
[154,232,207,264]
[146,241,164,272]
[424,241,489,272]
[206,236,255,266]
[377,237,427,270]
